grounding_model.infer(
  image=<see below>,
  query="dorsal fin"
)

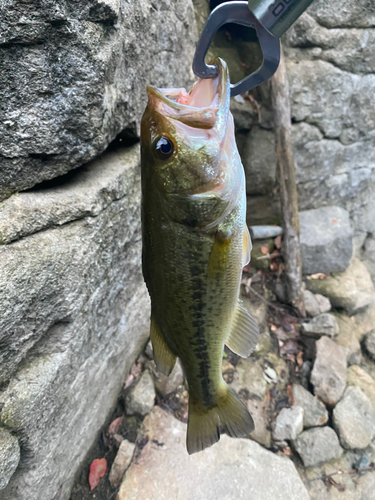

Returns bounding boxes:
[225,300,259,358]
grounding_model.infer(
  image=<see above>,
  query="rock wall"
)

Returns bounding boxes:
[0,0,197,201]
[285,0,375,254]
[236,0,375,267]
[0,146,150,500]
[0,1,197,498]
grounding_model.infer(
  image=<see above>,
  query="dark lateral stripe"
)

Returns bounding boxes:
[192,322,213,406]
[189,259,213,406]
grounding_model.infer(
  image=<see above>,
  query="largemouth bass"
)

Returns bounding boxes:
[141,59,259,454]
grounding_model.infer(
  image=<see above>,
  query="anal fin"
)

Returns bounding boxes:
[225,300,259,358]
[150,316,176,376]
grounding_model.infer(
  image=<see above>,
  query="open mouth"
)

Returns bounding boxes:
[146,59,228,129]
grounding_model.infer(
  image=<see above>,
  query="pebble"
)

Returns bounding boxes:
[333,386,375,450]
[153,360,184,396]
[292,384,328,428]
[273,406,304,441]
[310,336,347,406]
[109,439,136,488]
[293,427,343,468]
[301,313,339,338]
[249,225,283,240]
[303,290,331,317]
[125,370,156,417]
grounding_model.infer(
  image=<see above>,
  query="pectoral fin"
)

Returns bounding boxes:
[207,229,232,278]
[243,224,252,268]
[225,300,259,358]
[150,316,176,376]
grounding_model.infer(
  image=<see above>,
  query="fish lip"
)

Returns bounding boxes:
[146,58,229,129]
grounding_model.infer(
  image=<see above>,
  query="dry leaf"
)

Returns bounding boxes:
[287,383,294,405]
[260,245,269,255]
[89,458,107,491]
[131,362,142,377]
[296,351,304,367]
[275,235,282,249]
[108,416,124,435]
[308,273,328,280]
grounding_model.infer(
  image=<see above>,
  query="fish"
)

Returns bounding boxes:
[140,58,259,455]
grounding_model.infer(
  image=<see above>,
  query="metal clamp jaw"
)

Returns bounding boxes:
[193,0,314,96]
[192,1,281,97]
[248,0,315,38]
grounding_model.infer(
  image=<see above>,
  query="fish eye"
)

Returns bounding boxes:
[155,136,175,160]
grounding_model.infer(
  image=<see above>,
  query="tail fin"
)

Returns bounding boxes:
[186,386,254,455]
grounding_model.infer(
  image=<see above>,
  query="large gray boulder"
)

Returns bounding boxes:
[0,0,197,201]
[0,145,150,500]
[299,206,353,275]
[117,406,310,500]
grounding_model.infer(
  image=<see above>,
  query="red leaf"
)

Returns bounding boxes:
[108,416,124,435]
[89,458,107,491]
[124,373,134,389]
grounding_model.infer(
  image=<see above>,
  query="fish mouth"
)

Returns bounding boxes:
[146,58,229,130]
